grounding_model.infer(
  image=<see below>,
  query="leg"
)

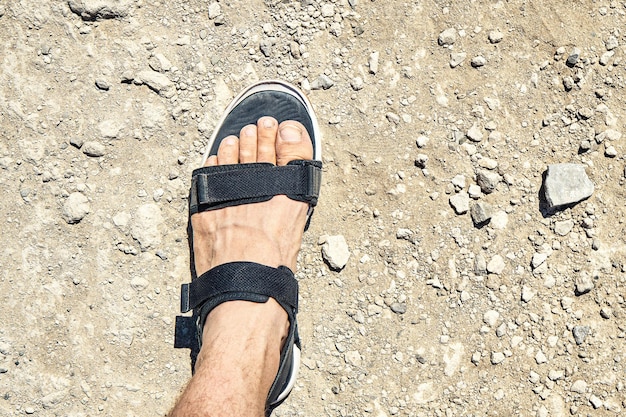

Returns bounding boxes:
[169,117,313,417]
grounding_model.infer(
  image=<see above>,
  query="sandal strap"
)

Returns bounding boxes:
[189,160,322,214]
[180,261,298,316]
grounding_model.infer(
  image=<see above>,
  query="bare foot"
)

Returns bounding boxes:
[191,116,313,275]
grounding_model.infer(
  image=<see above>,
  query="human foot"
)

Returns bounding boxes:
[190,116,313,276]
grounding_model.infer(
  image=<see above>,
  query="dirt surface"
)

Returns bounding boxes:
[1,1,626,416]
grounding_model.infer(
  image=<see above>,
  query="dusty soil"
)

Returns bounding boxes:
[1,1,625,416]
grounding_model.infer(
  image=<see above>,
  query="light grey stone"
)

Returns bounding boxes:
[521,285,536,302]
[62,192,90,224]
[470,202,493,225]
[535,350,547,364]
[208,2,221,19]
[322,235,350,270]
[483,310,499,326]
[137,70,176,98]
[543,164,594,209]
[570,379,587,394]
[554,219,574,236]
[487,255,505,275]
[471,56,487,67]
[572,325,590,345]
[488,30,503,44]
[81,141,106,157]
[575,273,594,295]
[449,52,466,68]
[531,253,548,269]
[491,352,505,364]
[368,51,379,74]
[476,169,501,194]
[467,124,484,143]
[130,204,164,250]
[438,28,457,46]
[449,192,470,214]
[68,0,132,20]
[310,74,334,90]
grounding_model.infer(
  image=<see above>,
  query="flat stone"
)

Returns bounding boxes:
[543,164,594,209]
[81,141,106,157]
[531,253,548,269]
[470,202,493,225]
[68,0,132,20]
[137,70,176,98]
[322,235,350,270]
[438,28,457,46]
[570,379,587,394]
[467,123,484,142]
[487,255,505,275]
[554,219,574,236]
[449,192,470,214]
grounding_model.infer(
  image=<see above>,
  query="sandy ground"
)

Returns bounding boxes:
[1,1,625,416]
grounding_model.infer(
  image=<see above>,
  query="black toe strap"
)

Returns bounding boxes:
[189,160,322,214]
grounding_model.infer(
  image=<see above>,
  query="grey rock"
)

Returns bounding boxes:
[566,47,581,67]
[81,141,106,157]
[605,35,618,51]
[476,169,501,194]
[589,394,603,409]
[572,325,590,345]
[62,192,90,224]
[543,164,594,209]
[449,192,470,214]
[350,77,364,91]
[321,235,350,270]
[438,28,457,46]
[70,137,84,149]
[415,153,428,168]
[68,0,132,20]
[531,253,548,269]
[563,76,574,91]
[470,202,493,225]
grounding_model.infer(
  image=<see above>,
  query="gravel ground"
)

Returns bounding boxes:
[1,1,625,416]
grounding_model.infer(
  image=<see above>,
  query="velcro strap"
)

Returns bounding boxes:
[189,160,322,214]
[180,262,299,315]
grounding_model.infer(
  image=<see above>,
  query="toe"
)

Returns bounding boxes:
[276,121,313,166]
[257,116,278,164]
[206,155,218,166]
[239,124,258,163]
[217,136,239,164]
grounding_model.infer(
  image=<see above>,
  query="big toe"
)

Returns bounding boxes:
[275,121,313,166]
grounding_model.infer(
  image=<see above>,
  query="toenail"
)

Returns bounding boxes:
[242,125,255,136]
[223,136,237,145]
[279,124,302,143]
[263,118,275,129]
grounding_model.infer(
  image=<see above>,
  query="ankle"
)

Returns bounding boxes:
[201,299,290,350]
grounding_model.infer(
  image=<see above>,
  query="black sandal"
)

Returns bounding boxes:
[180,80,322,416]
